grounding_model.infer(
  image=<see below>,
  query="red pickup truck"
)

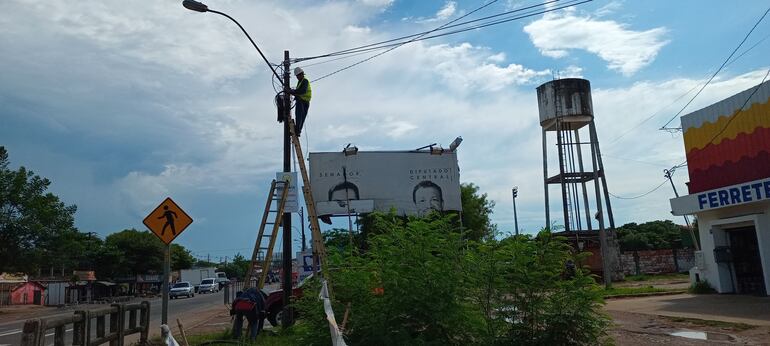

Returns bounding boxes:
[262,285,304,326]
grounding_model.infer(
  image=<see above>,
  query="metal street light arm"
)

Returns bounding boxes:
[182,1,283,82]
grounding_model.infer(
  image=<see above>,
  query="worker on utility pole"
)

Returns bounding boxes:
[288,67,312,137]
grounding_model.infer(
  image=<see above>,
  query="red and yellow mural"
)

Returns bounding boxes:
[683,81,770,193]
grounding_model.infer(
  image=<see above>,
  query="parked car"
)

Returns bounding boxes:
[169,281,195,299]
[198,278,219,293]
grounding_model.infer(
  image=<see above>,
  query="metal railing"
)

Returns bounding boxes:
[20,301,150,346]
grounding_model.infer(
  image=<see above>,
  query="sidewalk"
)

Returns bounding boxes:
[0,304,59,324]
[605,293,770,326]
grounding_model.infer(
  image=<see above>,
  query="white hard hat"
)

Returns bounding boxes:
[294,67,304,76]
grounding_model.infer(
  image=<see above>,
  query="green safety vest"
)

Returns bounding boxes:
[296,77,312,102]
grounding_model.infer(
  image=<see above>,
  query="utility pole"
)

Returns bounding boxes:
[281,50,294,327]
[512,187,519,235]
[300,207,307,251]
[664,168,700,251]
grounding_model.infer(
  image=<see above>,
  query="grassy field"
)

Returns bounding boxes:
[623,273,689,282]
[602,285,682,298]
[181,329,300,346]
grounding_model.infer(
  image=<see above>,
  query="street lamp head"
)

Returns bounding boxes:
[448,136,463,152]
[343,143,359,156]
[183,0,208,12]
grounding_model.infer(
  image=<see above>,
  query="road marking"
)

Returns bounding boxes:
[44,328,73,337]
[0,329,21,337]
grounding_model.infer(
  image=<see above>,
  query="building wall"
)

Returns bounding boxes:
[620,249,695,275]
[10,283,45,305]
[682,80,770,193]
[694,201,770,295]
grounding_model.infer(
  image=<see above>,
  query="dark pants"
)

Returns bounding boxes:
[295,100,309,136]
[232,309,264,340]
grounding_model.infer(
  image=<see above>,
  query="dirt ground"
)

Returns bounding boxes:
[608,310,770,345]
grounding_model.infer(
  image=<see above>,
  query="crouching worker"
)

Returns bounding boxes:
[231,287,266,340]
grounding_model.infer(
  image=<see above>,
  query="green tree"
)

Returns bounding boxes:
[460,182,497,241]
[102,229,164,277]
[0,146,78,274]
[616,220,685,250]
[171,243,195,271]
[218,253,250,280]
[195,259,217,268]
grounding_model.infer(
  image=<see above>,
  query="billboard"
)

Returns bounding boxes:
[309,151,462,216]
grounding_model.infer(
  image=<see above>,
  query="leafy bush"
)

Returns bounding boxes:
[688,280,716,294]
[291,212,610,345]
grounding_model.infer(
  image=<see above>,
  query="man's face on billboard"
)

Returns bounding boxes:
[415,186,442,215]
[330,186,358,207]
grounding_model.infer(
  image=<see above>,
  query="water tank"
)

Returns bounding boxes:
[536,78,594,126]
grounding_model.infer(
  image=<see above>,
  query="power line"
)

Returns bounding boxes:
[310,0,503,82]
[660,6,770,130]
[673,67,770,168]
[600,154,671,168]
[294,0,562,63]
[620,68,770,200]
[311,0,591,83]
[609,180,668,200]
[607,30,770,144]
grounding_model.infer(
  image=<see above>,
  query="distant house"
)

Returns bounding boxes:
[10,281,45,305]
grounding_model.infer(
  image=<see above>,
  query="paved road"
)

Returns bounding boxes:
[0,290,225,345]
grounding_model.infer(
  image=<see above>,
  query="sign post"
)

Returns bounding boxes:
[162,244,170,324]
[143,197,193,326]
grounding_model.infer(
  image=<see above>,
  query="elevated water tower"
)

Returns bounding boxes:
[537,78,614,232]
[537,78,620,285]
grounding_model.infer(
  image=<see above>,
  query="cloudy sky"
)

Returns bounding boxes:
[2,0,769,261]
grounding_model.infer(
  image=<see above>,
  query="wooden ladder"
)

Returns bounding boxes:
[244,178,290,289]
[288,119,329,278]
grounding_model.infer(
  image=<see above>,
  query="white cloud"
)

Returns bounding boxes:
[523,11,669,75]
[359,0,394,8]
[487,52,506,63]
[436,1,457,20]
[417,1,457,23]
[595,1,623,17]
[421,43,551,92]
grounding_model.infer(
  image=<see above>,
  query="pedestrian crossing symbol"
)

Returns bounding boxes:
[143,197,193,244]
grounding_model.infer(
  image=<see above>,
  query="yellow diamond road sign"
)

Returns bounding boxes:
[143,197,193,245]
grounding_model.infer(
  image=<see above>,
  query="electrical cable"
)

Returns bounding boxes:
[294,0,561,63]
[608,180,668,200]
[600,154,672,168]
[311,0,590,83]
[310,0,584,62]
[672,67,770,169]
[660,6,770,130]
[298,49,381,69]
[608,31,770,144]
[310,0,504,82]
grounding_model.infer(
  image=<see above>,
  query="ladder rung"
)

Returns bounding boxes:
[262,234,272,237]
